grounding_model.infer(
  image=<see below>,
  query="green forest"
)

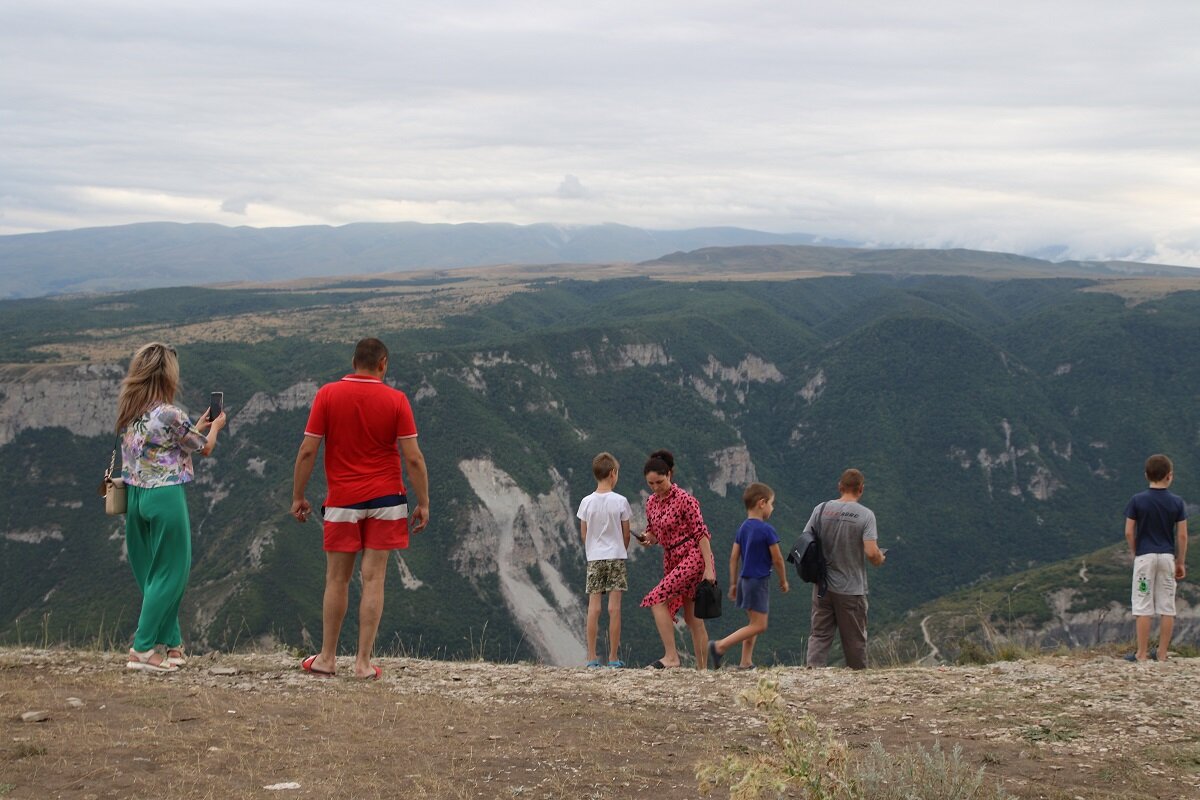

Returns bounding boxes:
[1,268,1197,665]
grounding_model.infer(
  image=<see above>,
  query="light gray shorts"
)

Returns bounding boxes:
[1132,553,1177,616]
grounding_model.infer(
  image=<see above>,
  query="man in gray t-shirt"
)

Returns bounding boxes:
[804,468,886,669]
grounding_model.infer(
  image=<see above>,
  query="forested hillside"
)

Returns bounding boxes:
[1,251,1197,665]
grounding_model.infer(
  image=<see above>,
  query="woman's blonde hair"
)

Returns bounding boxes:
[115,342,180,432]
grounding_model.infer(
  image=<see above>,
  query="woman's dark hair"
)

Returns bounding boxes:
[643,448,675,476]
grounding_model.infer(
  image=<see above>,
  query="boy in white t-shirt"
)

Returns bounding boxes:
[577,452,634,668]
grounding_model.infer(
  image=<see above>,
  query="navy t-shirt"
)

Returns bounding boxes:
[1124,488,1188,556]
[735,518,780,579]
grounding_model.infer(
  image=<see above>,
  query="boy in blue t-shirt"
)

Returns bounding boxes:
[708,482,789,670]
[1124,453,1189,663]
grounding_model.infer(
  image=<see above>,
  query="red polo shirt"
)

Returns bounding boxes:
[303,375,418,507]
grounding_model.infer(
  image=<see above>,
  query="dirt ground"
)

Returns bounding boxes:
[2,648,1199,799]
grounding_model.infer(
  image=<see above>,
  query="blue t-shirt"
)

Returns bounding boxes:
[735,518,780,579]
[1124,488,1188,556]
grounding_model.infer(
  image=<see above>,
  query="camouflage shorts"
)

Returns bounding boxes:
[585,559,629,594]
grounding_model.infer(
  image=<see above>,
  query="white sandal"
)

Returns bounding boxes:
[127,648,178,673]
[164,647,187,667]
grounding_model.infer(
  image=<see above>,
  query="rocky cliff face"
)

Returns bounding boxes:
[233,382,319,430]
[947,418,1073,502]
[0,364,124,446]
[706,444,758,498]
[456,458,585,665]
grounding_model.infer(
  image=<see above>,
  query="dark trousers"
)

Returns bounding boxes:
[806,587,868,669]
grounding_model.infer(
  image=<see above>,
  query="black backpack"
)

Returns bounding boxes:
[786,502,829,597]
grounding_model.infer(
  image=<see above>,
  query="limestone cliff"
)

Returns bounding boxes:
[0,363,124,446]
[456,458,586,666]
[706,444,758,498]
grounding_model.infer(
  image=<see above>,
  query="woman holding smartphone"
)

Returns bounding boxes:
[115,343,225,672]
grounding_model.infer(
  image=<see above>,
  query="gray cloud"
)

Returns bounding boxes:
[556,175,589,200]
[1,1,1198,265]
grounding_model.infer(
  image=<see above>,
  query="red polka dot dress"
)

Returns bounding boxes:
[641,484,711,621]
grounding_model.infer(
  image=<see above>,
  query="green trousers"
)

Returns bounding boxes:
[125,484,193,652]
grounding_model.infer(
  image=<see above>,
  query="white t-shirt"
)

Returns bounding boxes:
[577,490,633,561]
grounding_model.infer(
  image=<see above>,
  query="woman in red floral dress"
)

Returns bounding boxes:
[640,449,717,669]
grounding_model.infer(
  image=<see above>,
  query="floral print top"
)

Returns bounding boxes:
[121,403,207,488]
[646,483,711,552]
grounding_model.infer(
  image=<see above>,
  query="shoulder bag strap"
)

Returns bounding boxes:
[107,433,122,479]
[813,501,829,544]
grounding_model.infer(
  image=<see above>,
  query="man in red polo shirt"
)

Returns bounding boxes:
[290,337,430,679]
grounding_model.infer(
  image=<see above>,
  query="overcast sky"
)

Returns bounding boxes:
[3,1,1198,264]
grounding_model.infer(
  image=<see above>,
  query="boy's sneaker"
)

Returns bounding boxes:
[585,659,603,668]
[606,660,625,669]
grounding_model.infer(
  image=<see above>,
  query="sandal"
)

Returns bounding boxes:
[127,648,177,673]
[164,647,187,667]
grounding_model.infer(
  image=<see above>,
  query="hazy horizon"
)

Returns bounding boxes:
[3,2,1198,265]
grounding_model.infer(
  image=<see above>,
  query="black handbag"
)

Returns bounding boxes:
[786,502,829,597]
[693,579,722,619]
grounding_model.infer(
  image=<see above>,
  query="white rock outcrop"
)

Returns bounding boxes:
[707,445,758,498]
[703,354,783,385]
[0,364,124,446]
[234,382,320,430]
[456,458,585,666]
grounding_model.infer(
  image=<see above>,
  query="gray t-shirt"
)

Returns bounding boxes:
[803,499,878,595]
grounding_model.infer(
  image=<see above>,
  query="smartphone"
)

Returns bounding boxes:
[209,391,223,421]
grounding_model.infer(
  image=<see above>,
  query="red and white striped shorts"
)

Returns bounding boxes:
[322,494,409,552]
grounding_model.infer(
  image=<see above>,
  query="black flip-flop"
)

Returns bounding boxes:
[647,659,666,670]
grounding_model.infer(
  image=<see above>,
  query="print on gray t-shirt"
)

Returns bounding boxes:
[803,500,878,595]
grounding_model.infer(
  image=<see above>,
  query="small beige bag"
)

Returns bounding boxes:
[99,449,126,516]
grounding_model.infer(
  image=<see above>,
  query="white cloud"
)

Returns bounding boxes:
[0,1,1198,264]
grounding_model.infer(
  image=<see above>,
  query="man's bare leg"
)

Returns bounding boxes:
[355,548,390,677]
[314,551,358,673]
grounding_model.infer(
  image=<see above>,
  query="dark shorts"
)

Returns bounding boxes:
[322,494,409,552]
[736,575,770,613]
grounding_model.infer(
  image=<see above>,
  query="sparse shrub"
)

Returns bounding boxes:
[1170,642,1200,658]
[953,637,1038,666]
[8,743,46,760]
[697,678,1009,799]
[990,643,1030,662]
[856,740,1010,800]
[698,679,858,799]
[954,638,993,666]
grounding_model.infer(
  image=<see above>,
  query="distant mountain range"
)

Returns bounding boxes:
[4,221,1193,300]
[0,221,855,298]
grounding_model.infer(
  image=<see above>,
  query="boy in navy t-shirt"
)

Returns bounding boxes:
[708,483,789,670]
[1124,453,1189,662]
